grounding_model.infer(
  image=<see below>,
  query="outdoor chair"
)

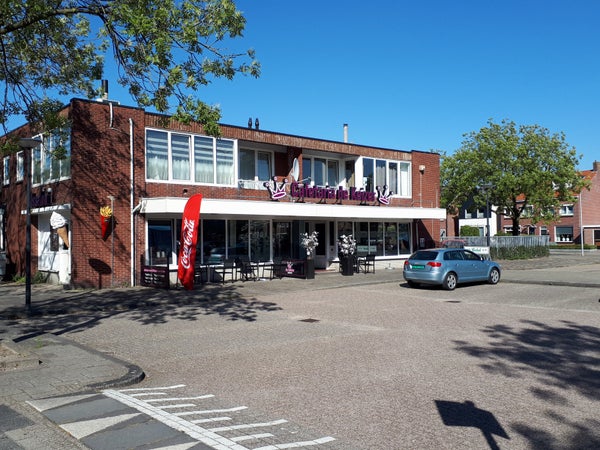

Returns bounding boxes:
[359,254,376,274]
[220,258,237,284]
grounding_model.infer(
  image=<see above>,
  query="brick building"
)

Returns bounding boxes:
[451,162,600,246]
[0,98,446,288]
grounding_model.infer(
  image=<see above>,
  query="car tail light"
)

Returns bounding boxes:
[427,261,442,267]
[404,261,409,268]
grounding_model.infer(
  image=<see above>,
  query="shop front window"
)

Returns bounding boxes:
[251,220,270,261]
[274,222,292,259]
[202,219,226,263]
[148,220,173,265]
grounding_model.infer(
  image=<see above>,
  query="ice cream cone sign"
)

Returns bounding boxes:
[50,212,69,248]
[100,205,113,240]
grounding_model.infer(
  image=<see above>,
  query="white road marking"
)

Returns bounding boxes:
[119,384,186,392]
[208,419,288,432]
[253,436,337,450]
[231,433,274,442]
[61,413,141,439]
[145,395,215,402]
[103,389,248,450]
[159,403,197,409]
[27,394,97,412]
[190,417,232,424]
[175,406,247,416]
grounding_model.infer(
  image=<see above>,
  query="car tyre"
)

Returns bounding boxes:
[488,267,500,285]
[442,272,457,291]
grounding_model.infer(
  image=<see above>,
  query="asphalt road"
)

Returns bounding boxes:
[64,280,600,450]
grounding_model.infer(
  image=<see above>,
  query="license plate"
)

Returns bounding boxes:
[411,264,425,269]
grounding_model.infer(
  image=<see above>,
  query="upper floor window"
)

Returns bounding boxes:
[32,130,71,185]
[2,156,8,186]
[303,157,339,187]
[146,129,236,185]
[16,152,24,182]
[559,204,574,216]
[362,158,410,197]
[239,149,272,181]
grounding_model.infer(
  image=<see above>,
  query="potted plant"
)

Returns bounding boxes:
[300,231,318,279]
[338,234,357,276]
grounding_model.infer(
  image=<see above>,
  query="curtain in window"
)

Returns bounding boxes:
[171,134,190,180]
[146,130,169,180]
[399,162,410,196]
[216,139,234,185]
[194,136,214,183]
[389,163,398,194]
[376,160,386,189]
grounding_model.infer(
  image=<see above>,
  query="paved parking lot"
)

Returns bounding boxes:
[1,252,600,449]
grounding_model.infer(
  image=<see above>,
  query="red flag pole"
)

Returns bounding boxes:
[177,194,203,290]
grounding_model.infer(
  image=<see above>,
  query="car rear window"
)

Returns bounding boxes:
[411,251,439,261]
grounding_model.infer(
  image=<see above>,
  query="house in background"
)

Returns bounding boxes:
[449,162,600,246]
[0,97,446,288]
[500,163,600,245]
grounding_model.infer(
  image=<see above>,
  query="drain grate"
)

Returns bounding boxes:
[299,318,320,323]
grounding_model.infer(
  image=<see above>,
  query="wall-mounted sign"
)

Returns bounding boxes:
[264,177,391,205]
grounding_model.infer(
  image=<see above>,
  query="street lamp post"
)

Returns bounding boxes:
[19,138,42,313]
[479,183,493,247]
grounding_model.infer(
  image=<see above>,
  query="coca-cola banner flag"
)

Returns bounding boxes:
[177,194,203,290]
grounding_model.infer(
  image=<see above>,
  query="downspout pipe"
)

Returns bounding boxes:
[129,118,136,286]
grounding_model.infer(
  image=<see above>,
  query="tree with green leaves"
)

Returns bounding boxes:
[441,119,588,236]
[0,0,260,139]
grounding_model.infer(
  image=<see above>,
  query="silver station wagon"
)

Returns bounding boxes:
[403,248,501,290]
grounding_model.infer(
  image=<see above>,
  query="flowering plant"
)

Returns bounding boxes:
[300,231,319,259]
[338,234,357,257]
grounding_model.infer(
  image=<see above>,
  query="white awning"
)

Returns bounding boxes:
[138,197,446,221]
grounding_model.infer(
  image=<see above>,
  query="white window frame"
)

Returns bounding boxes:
[361,157,411,197]
[32,130,71,186]
[559,204,574,216]
[555,226,573,242]
[238,148,273,183]
[145,128,237,186]
[3,156,10,185]
[16,151,24,182]
[302,156,340,187]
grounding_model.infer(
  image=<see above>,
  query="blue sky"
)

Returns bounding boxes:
[205,0,600,170]
[8,1,600,170]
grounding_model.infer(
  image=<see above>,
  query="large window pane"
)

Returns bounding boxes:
[314,158,326,186]
[251,220,270,261]
[363,158,374,192]
[216,139,234,185]
[171,133,190,180]
[273,221,292,259]
[376,160,386,189]
[371,222,383,256]
[302,158,312,183]
[399,223,411,254]
[203,219,226,263]
[194,136,214,183]
[257,152,271,181]
[148,220,173,265]
[389,162,398,194]
[356,222,369,254]
[399,162,410,196]
[238,149,254,180]
[384,223,398,255]
[229,220,249,258]
[327,160,339,186]
[146,130,169,180]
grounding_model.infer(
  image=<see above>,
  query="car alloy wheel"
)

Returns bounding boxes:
[443,272,457,291]
[488,267,500,285]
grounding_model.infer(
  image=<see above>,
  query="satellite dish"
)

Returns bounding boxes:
[292,157,299,181]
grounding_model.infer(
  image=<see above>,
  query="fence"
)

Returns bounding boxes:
[442,235,550,249]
